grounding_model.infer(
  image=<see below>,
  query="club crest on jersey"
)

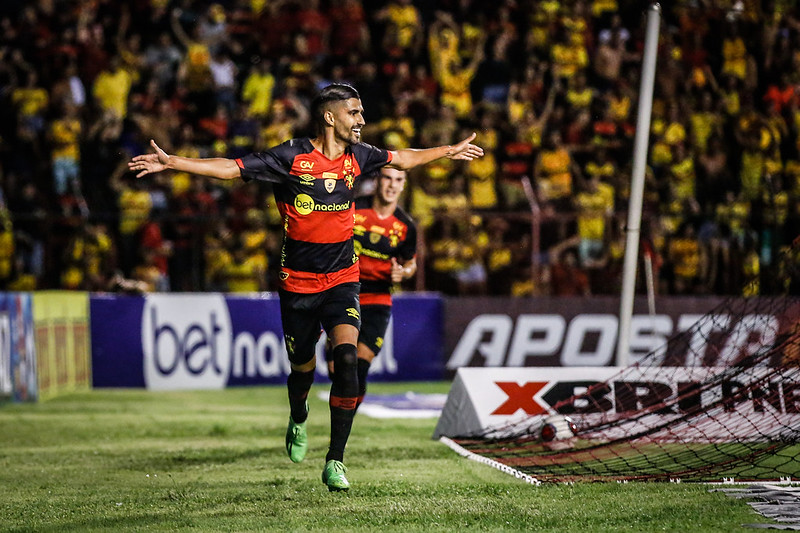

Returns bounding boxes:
[344,171,355,190]
[323,172,337,193]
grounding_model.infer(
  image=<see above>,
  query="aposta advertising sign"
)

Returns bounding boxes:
[91,293,443,390]
[443,296,745,371]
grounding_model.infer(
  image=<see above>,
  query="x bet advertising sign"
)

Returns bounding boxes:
[434,367,800,441]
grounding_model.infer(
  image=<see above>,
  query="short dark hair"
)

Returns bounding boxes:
[311,83,360,131]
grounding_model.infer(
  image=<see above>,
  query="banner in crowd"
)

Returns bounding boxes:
[32,291,91,401]
[90,293,443,390]
[0,293,36,401]
[442,296,729,374]
[434,366,800,442]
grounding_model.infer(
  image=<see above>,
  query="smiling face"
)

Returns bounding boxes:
[328,98,365,145]
[376,167,406,206]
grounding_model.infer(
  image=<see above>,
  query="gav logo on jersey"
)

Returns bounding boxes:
[142,294,233,390]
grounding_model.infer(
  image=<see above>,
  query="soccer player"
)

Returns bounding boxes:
[327,166,417,409]
[128,83,483,491]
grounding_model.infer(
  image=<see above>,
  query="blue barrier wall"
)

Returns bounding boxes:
[90,292,444,389]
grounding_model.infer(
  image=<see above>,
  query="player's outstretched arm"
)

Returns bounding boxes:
[128,139,241,180]
[388,132,484,171]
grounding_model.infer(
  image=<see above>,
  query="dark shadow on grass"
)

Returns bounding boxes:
[121,445,281,471]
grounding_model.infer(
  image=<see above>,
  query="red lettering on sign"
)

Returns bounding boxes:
[492,382,548,415]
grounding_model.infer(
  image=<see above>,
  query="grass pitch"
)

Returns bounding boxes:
[0,383,770,532]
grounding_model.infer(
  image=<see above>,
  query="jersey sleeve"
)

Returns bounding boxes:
[235,139,297,183]
[352,142,392,176]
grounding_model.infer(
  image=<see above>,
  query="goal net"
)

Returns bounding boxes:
[447,239,800,482]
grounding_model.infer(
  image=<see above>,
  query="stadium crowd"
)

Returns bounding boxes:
[0,0,797,297]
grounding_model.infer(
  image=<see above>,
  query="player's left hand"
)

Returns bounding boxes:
[390,257,405,283]
[447,133,484,161]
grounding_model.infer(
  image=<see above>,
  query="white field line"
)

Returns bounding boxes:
[438,436,541,486]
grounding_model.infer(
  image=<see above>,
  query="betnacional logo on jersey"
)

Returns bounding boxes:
[294,194,351,215]
[299,174,315,186]
[294,194,315,215]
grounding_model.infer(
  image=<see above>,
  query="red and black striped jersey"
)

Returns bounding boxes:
[353,195,417,306]
[236,139,392,293]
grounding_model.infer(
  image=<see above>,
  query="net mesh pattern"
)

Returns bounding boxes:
[451,239,800,482]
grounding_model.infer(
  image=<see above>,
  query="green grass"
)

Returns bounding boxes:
[0,383,772,532]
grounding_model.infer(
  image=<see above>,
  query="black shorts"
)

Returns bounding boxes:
[279,282,361,366]
[358,304,392,357]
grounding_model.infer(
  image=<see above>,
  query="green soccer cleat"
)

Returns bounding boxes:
[321,460,350,492]
[285,416,308,463]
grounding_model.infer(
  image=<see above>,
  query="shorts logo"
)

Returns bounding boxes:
[299,174,315,186]
[375,337,383,348]
[346,307,360,320]
[285,335,295,355]
[299,160,314,170]
[294,194,315,215]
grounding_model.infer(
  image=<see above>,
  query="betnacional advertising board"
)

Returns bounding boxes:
[90,293,443,390]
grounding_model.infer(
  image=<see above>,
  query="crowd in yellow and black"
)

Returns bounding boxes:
[0,0,798,297]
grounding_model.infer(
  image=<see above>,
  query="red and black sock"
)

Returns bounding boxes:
[287,369,314,423]
[326,343,358,463]
[356,358,371,409]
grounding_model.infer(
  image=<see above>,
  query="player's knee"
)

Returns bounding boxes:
[291,358,317,373]
[332,343,358,370]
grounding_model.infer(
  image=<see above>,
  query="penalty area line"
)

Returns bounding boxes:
[438,436,541,486]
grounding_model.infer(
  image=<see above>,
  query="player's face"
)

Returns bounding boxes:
[331,98,365,145]
[377,168,406,204]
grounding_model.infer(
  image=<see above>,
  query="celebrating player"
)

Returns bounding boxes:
[128,83,483,492]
